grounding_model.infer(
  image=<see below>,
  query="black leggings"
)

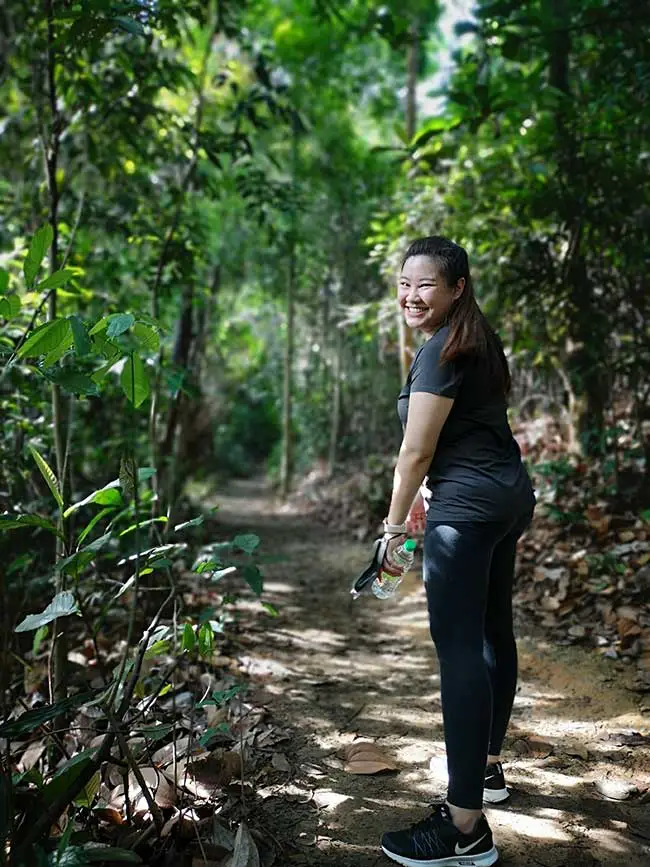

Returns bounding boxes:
[423,509,533,810]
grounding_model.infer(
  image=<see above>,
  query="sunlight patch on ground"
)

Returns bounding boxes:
[496,810,572,842]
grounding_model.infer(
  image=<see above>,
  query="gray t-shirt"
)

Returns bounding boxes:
[397,326,535,522]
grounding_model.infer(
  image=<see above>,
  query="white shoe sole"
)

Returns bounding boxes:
[483,786,509,804]
[381,844,499,867]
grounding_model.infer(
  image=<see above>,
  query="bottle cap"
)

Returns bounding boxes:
[403,539,417,552]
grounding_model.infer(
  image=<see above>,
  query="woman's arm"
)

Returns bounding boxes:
[386,391,454,527]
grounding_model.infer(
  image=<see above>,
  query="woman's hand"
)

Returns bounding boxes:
[406,492,426,536]
[382,533,406,568]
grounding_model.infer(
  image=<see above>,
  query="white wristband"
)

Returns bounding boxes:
[383,519,407,535]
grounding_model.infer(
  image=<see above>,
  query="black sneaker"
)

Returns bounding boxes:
[381,803,499,866]
[483,762,509,804]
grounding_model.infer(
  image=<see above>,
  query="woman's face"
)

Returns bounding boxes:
[398,254,463,337]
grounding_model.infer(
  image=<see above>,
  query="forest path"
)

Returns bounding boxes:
[210,479,650,867]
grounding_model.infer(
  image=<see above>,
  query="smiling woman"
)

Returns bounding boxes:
[374,235,537,867]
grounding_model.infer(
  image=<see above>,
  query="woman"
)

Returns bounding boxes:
[379,236,535,867]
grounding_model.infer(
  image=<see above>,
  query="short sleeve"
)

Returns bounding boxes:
[410,328,463,399]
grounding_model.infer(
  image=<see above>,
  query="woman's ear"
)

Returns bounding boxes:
[453,277,466,301]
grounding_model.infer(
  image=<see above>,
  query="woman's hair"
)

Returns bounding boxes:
[402,235,511,397]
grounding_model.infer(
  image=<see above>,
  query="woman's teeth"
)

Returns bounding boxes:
[406,306,428,312]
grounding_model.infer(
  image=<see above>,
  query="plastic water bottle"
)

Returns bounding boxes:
[371,539,417,599]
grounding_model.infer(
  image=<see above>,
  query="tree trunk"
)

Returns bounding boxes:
[280,232,295,499]
[280,114,299,499]
[328,326,342,476]
[398,18,419,383]
[44,0,68,712]
[547,0,605,455]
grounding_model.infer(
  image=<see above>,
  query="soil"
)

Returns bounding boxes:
[210,480,650,867]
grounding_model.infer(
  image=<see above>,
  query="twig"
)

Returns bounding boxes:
[105,706,164,835]
[338,703,367,733]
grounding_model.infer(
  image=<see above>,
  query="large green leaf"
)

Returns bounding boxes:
[106,313,134,338]
[69,314,91,356]
[42,751,96,809]
[18,319,71,360]
[64,482,122,518]
[0,691,99,738]
[28,445,63,509]
[0,295,21,319]
[15,591,79,633]
[120,353,150,407]
[233,533,260,554]
[0,267,8,294]
[242,564,263,596]
[56,532,112,575]
[24,224,53,287]
[45,369,99,396]
[132,323,160,352]
[38,269,74,291]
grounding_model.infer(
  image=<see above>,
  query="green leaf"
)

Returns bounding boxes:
[69,315,91,356]
[233,533,260,554]
[181,623,196,652]
[77,507,115,546]
[144,639,171,660]
[106,313,135,338]
[33,624,49,655]
[197,685,245,708]
[0,267,8,293]
[18,319,71,360]
[16,591,79,633]
[0,295,21,319]
[64,483,122,518]
[137,723,174,741]
[242,564,263,596]
[261,602,279,617]
[29,445,63,509]
[42,324,74,367]
[120,353,150,407]
[45,368,98,396]
[119,516,167,537]
[43,751,96,809]
[56,532,112,575]
[89,317,109,336]
[24,224,53,287]
[0,690,97,737]
[132,323,160,352]
[174,515,204,532]
[74,770,101,807]
[0,513,60,535]
[198,622,214,658]
[114,16,146,36]
[199,723,231,748]
[38,269,74,291]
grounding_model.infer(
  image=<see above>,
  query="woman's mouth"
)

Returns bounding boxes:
[405,305,429,315]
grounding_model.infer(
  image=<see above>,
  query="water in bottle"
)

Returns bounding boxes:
[371,538,417,599]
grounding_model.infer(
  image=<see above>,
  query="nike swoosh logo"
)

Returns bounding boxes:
[455,833,488,855]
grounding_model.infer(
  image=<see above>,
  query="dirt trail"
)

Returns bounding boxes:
[212,480,650,867]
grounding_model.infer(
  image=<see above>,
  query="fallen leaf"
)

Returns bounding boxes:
[596,778,639,801]
[343,741,398,774]
[167,750,240,798]
[227,821,260,867]
[271,752,291,772]
[127,765,176,811]
[18,740,46,772]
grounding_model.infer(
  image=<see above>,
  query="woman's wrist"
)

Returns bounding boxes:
[383,518,407,535]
